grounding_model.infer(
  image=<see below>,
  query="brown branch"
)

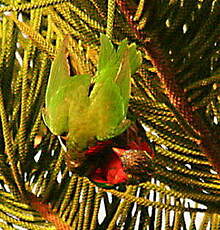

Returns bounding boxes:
[143,39,220,175]
[27,193,72,230]
[116,0,146,40]
[116,0,220,175]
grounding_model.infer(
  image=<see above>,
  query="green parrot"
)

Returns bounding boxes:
[43,34,142,168]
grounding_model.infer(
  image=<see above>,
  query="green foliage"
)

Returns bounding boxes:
[0,0,219,229]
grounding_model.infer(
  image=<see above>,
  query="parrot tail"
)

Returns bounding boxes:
[97,34,142,77]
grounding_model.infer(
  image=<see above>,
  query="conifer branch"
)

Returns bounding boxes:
[116,0,220,175]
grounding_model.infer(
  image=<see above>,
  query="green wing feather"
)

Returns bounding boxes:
[44,41,91,136]
[89,35,142,141]
[97,34,117,74]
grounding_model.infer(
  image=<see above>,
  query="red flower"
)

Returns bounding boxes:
[85,139,154,187]
[66,122,154,187]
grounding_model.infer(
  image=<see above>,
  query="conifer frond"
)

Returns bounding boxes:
[0,0,219,229]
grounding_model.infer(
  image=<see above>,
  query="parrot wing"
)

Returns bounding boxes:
[115,41,142,109]
[90,52,132,140]
[45,43,70,106]
[44,74,91,136]
[126,43,142,75]
[43,84,70,135]
[43,41,70,135]
[94,34,120,84]
[88,34,142,141]
[94,35,142,113]
[88,78,125,140]
[44,39,91,136]
[96,34,117,74]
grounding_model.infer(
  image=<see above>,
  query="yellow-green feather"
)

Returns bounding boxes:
[44,34,142,156]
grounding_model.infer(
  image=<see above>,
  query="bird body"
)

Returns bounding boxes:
[43,34,142,167]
